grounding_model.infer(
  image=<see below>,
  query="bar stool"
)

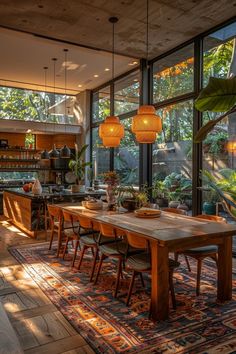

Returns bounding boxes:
[177,214,226,296]
[125,230,180,310]
[47,204,63,257]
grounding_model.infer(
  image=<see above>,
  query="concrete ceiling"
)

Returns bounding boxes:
[0,0,235,94]
[0,28,138,95]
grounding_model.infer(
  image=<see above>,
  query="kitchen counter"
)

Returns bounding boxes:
[3,189,105,237]
[3,188,105,199]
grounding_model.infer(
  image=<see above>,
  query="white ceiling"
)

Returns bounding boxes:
[0,28,138,95]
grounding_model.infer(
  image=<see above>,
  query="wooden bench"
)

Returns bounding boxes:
[0,302,23,354]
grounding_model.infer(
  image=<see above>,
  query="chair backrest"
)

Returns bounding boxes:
[62,210,79,224]
[125,231,149,250]
[162,207,187,215]
[77,214,93,229]
[47,204,62,220]
[195,214,226,223]
[99,221,116,238]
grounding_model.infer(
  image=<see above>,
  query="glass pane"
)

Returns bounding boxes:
[0,87,77,124]
[114,118,139,186]
[202,22,236,253]
[92,127,110,179]
[114,71,139,116]
[203,22,236,86]
[152,100,193,212]
[153,44,194,103]
[92,86,110,123]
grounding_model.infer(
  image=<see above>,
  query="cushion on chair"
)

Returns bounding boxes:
[63,228,79,239]
[184,245,218,254]
[99,241,128,256]
[127,253,180,272]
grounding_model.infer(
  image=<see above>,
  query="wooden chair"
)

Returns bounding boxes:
[72,215,100,282]
[94,222,127,298]
[47,204,63,257]
[163,207,191,271]
[125,231,180,310]
[177,214,226,296]
[62,210,80,260]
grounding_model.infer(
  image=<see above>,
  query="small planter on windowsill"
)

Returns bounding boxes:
[155,197,169,208]
[202,201,216,215]
[121,197,139,211]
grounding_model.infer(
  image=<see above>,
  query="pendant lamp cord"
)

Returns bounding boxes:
[64,49,68,124]
[146,0,149,62]
[109,17,118,82]
[44,66,48,121]
[52,58,57,136]
[112,21,114,81]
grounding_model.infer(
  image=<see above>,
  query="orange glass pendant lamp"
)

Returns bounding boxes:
[132,105,162,143]
[99,115,124,147]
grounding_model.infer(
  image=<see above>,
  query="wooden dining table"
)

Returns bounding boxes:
[56,203,236,321]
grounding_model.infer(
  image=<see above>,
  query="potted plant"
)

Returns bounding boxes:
[202,188,219,215]
[102,171,120,210]
[68,144,91,192]
[151,180,169,207]
[116,185,149,211]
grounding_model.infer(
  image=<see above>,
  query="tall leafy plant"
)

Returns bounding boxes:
[68,144,91,185]
[194,77,236,142]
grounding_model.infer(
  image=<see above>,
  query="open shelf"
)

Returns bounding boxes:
[0,159,40,163]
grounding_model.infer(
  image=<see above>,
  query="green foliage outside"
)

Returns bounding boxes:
[0,87,75,124]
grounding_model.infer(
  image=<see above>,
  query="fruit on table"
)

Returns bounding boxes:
[22,183,32,192]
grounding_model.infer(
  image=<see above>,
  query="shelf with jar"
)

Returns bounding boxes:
[0,147,41,169]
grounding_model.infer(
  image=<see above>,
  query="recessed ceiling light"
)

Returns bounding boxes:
[133,78,138,82]
[105,68,110,71]
[78,84,82,88]
[94,74,99,78]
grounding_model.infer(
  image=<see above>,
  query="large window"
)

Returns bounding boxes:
[114,71,139,116]
[92,86,110,123]
[0,86,76,124]
[90,19,236,220]
[153,44,194,103]
[92,127,110,179]
[202,22,236,224]
[114,118,139,186]
[152,100,193,211]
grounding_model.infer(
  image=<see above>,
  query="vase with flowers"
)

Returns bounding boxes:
[102,171,119,210]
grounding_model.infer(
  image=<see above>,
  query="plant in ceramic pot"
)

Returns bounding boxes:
[68,144,91,193]
[151,180,169,207]
[102,171,120,210]
[116,185,149,211]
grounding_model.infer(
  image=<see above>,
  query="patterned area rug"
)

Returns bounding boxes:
[9,243,236,354]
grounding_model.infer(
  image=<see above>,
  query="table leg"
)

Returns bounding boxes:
[150,240,169,321]
[217,236,232,301]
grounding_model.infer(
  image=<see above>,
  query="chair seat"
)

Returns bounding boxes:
[99,241,129,256]
[63,228,79,239]
[54,220,72,229]
[80,233,111,246]
[184,245,218,255]
[127,253,180,272]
